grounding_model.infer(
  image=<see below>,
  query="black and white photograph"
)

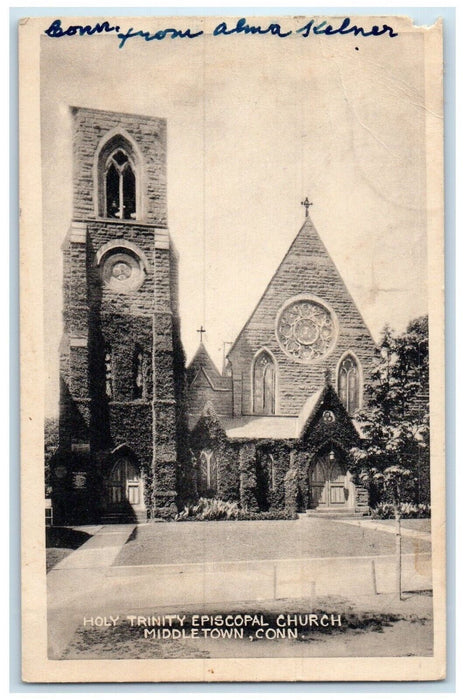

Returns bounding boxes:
[19,12,445,682]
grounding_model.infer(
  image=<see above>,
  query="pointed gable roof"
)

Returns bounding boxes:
[297,383,359,443]
[187,343,231,391]
[227,215,374,357]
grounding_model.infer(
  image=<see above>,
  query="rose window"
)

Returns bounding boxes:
[276,298,337,363]
[101,250,145,293]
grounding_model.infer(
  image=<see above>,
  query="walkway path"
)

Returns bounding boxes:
[338,519,431,541]
[51,525,133,570]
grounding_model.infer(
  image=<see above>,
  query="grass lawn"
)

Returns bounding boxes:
[113,518,431,568]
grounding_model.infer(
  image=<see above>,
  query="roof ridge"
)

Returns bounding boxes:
[187,342,222,376]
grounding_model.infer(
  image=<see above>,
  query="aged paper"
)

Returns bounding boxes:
[20,14,445,682]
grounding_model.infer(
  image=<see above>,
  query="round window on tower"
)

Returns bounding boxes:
[275,295,338,364]
[101,249,145,293]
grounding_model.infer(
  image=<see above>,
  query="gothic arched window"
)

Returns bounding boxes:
[133,345,144,399]
[199,450,218,493]
[104,348,113,399]
[338,354,360,415]
[253,350,276,415]
[105,148,136,220]
[96,132,141,220]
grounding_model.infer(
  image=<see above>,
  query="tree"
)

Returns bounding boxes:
[350,316,430,508]
[348,316,429,600]
[44,416,59,498]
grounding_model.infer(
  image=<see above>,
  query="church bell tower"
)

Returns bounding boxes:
[54,107,183,524]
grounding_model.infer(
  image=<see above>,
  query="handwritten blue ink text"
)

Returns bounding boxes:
[297,17,398,38]
[44,16,400,48]
[45,19,120,38]
[117,25,203,49]
[213,17,292,38]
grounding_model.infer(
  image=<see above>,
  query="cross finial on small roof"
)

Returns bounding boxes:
[301,197,313,217]
[197,325,206,343]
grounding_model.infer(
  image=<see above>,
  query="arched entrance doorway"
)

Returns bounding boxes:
[105,454,146,522]
[308,449,354,510]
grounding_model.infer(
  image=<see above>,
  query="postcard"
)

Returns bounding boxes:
[19,13,445,682]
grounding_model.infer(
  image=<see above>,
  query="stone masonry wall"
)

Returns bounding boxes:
[188,372,233,418]
[152,244,179,514]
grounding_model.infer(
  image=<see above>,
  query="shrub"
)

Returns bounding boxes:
[371,501,431,519]
[175,498,297,521]
[237,509,297,521]
[150,505,177,520]
[175,497,241,521]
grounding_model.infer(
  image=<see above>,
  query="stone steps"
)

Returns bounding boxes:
[101,512,147,524]
[302,509,370,520]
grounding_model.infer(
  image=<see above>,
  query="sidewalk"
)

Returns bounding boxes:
[52,524,134,570]
[338,519,431,541]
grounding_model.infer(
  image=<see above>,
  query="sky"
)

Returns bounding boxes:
[39,14,433,416]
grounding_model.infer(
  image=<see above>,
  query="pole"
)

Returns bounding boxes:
[395,506,402,600]
[371,559,378,595]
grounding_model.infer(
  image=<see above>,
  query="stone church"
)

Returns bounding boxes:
[52,107,374,524]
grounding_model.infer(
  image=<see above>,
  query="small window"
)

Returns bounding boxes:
[104,349,113,399]
[133,346,144,399]
[105,149,136,220]
[338,354,360,415]
[199,450,218,493]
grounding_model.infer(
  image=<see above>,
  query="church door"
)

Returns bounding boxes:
[107,456,145,520]
[308,452,350,509]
